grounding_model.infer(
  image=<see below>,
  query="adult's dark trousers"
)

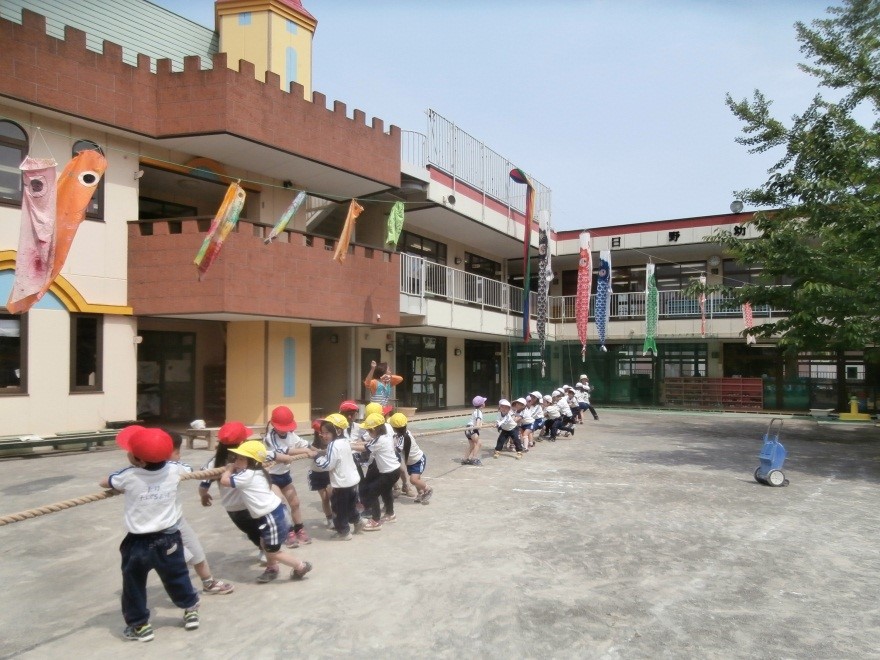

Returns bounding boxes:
[120,530,199,627]
[330,485,360,534]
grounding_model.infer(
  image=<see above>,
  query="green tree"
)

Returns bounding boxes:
[718,0,880,350]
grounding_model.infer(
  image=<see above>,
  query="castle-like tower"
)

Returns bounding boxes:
[215,0,316,97]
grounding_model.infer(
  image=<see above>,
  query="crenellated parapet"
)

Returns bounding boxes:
[0,9,400,187]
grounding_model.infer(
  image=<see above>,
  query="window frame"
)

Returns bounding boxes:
[0,312,28,394]
[0,120,28,207]
[72,140,105,221]
[70,313,103,392]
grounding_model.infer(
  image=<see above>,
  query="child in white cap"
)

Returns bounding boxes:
[515,397,534,450]
[464,395,486,465]
[494,399,524,459]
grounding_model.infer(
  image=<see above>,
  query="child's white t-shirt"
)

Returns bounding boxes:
[315,438,360,488]
[364,432,401,473]
[109,462,189,534]
[200,457,248,512]
[263,429,309,475]
[229,468,282,517]
[394,430,424,465]
[468,408,483,428]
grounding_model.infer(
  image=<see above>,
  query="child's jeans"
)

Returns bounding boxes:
[120,530,199,627]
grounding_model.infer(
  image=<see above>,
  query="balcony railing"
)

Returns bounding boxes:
[400,253,786,324]
[400,111,552,217]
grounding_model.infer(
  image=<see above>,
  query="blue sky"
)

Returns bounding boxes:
[153,0,832,231]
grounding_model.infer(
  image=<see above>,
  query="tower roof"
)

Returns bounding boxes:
[215,0,317,28]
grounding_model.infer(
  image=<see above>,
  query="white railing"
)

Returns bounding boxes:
[400,253,786,322]
[401,110,552,217]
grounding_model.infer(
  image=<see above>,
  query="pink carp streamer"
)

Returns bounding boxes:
[8,150,106,313]
[742,302,756,344]
[194,182,247,280]
[575,232,592,361]
[333,199,365,263]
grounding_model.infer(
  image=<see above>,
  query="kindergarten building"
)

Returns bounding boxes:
[0,0,876,437]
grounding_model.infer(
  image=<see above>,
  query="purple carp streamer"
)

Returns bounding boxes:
[643,263,659,355]
[595,250,611,352]
[536,213,550,376]
[194,182,246,280]
[575,232,592,361]
[264,191,306,243]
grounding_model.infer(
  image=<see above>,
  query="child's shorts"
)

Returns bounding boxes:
[406,455,427,475]
[465,427,479,440]
[531,419,544,431]
[308,469,331,491]
[258,503,290,553]
[520,423,532,432]
[269,472,293,489]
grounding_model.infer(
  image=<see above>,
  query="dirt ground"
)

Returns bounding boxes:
[1,410,879,659]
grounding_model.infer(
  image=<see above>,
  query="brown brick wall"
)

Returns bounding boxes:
[0,10,400,187]
[128,219,401,325]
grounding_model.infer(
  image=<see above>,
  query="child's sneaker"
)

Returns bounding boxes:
[202,578,234,595]
[381,513,397,523]
[472,459,483,466]
[493,450,500,458]
[123,623,154,642]
[334,530,353,540]
[516,452,523,460]
[353,518,366,534]
[296,527,312,544]
[291,561,313,580]
[420,487,434,504]
[183,607,200,631]
[257,567,279,583]
[285,530,299,548]
[325,517,335,529]
[362,519,382,531]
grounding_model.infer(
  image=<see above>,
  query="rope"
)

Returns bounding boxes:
[0,428,471,527]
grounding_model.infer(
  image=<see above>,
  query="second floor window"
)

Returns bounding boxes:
[72,140,105,221]
[401,231,447,265]
[0,120,28,206]
[465,253,501,281]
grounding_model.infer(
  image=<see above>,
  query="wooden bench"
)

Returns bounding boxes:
[0,430,118,457]
[183,426,261,451]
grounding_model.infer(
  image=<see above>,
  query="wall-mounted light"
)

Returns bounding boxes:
[454,348,462,356]
[454,257,462,265]
[329,334,339,344]
[133,335,143,345]
[386,343,394,352]
[133,170,144,180]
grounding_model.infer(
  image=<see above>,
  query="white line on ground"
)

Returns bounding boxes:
[512,488,565,494]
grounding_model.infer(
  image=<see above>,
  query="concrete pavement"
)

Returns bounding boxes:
[1,410,878,658]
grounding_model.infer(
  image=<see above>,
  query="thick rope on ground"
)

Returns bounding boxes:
[0,428,469,527]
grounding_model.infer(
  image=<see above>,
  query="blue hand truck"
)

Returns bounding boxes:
[754,418,789,487]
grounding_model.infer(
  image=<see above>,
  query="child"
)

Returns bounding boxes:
[220,440,314,583]
[515,397,534,450]
[363,360,403,406]
[313,413,362,540]
[528,392,545,441]
[355,413,401,529]
[389,413,433,503]
[308,418,334,529]
[543,394,561,441]
[164,429,234,596]
[463,395,486,465]
[554,390,577,438]
[567,386,583,424]
[262,405,313,548]
[100,426,201,642]
[494,399,524,459]
[199,421,268,565]
[578,374,600,420]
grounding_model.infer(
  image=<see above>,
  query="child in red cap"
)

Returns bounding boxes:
[100,426,200,642]
[262,406,313,548]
